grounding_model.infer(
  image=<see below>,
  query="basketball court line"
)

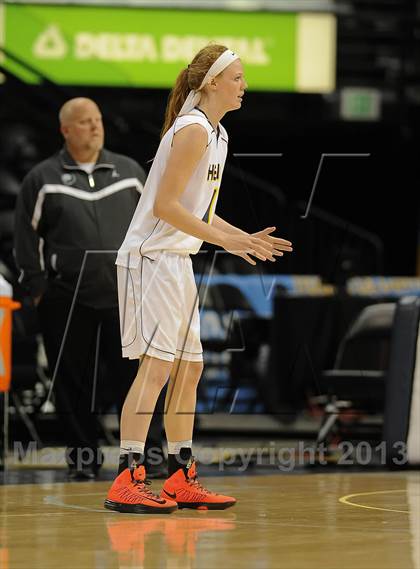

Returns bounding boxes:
[36,491,409,532]
[1,481,414,525]
[339,489,409,514]
[43,494,109,513]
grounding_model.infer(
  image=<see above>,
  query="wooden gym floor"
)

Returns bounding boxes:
[0,470,419,569]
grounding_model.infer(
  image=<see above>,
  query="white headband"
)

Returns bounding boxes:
[178,49,239,117]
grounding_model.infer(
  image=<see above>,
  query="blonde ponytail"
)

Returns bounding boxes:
[161,68,190,138]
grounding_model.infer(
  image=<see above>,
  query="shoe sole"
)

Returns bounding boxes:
[104,499,177,514]
[176,501,236,510]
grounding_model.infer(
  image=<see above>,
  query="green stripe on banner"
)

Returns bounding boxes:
[4,4,335,92]
[0,3,5,84]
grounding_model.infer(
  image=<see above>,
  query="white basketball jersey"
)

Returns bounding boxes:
[116,108,228,268]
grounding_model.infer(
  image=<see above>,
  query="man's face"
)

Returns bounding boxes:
[61,101,104,155]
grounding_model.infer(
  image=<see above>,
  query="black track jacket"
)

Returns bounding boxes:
[14,147,145,308]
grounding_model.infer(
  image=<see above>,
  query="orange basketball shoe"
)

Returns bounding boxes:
[105,465,177,514]
[161,460,236,510]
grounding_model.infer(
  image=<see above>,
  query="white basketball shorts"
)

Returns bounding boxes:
[116,252,203,362]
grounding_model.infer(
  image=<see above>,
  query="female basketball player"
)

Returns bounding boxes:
[105,45,293,514]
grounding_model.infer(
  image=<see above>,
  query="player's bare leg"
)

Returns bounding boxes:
[104,355,177,514]
[162,358,236,510]
[164,358,203,442]
[121,355,172,442]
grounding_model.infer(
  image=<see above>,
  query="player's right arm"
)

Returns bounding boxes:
[153,125,273,265]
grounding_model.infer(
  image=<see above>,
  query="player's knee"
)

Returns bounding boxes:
[148,370,169,392]
[141,357,171,391]
[187,361,204,386]
[194,361,204,377]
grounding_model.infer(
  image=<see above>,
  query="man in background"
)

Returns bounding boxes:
[14,97,163,479]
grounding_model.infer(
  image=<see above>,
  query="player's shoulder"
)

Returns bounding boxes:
[175,113,214,136]
[172,119,211,149]
[177,121,209,137]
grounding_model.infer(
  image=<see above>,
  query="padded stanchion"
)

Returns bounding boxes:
[407,326,420,463]
[384,296,420,466]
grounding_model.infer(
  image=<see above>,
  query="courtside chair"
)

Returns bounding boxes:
[315,302,396,445]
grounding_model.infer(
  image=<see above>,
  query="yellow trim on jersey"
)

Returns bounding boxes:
[207,187,219,224]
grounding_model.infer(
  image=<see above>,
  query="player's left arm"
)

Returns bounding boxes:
[212,214,293,259]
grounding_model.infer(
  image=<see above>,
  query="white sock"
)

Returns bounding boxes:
[120,440,145,455]
[167,440,192,455]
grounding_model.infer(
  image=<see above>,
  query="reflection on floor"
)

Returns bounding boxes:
[0,470,419,569]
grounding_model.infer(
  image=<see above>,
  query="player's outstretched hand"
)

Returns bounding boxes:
[219,232,275,266]
[251,227,293,262]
